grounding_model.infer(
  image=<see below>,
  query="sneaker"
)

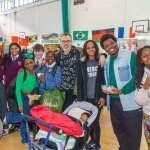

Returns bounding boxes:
[2,129,9,136]
[88,140,95,148]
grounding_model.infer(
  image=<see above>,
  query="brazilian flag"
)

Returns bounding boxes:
[73,31,88,41]
[29,35,38,43]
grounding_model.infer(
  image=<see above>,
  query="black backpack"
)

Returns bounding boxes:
[7,70,31,99]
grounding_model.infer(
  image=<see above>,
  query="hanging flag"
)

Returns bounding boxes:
[118,27,124,38]
[19,36,29,46]
[92,28,115,43]
[73,31,88,41]
[129,27,135,38]
[29,35,38,43]
[0,37,3,42]
[11,36,19,43]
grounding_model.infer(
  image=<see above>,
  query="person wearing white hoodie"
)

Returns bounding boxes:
[135,45,150,150]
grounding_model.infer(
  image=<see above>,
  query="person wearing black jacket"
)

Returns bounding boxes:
[77,40,106,150]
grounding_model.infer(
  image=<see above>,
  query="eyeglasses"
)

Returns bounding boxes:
[61,40,71,44]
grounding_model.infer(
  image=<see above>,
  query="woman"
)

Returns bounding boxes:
[135,45,150,150]
[3,42,23,113]
[16,50,38,144]
[77,40,106,150]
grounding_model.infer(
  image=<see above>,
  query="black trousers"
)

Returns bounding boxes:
[87,98,101,148]
[110,98,143,150]
[62,89,74,111]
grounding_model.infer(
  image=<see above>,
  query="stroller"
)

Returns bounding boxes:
[23,101,98,150]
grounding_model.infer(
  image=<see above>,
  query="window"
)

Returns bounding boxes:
[4,1,8,11]
[1,2,5,11]
[19,0,24,6]
[28,0,33,3]
[8,1,11,9]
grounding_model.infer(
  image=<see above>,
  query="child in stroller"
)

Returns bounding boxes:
[23,101,98,150]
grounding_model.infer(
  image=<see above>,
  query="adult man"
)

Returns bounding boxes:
[56,33,80,111]
[100,34,142,150]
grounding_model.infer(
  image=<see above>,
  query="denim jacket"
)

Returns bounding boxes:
[104,48,140,111]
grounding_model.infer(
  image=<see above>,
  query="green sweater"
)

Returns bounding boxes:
[16,70,38,106]
[109,52,136,98]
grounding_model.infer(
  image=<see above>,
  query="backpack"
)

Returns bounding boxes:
[7,70,31,99]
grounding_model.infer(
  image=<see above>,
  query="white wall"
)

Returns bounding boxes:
[0,0,62,47]
[0,0,150,48]
[69,0,150,47]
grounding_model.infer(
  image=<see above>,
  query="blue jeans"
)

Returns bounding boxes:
[20,93,30,143]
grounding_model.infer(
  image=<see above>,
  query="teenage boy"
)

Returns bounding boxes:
[100,34,142,150]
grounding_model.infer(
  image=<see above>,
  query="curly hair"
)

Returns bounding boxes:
[136,45,150,89]
[100,34,117,49]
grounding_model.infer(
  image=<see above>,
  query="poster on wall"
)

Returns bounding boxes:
[4,42,10,54]
[19,32,26,39]
[74,0,85,5]
[118,39,137,53]
[29,35,38,43]
[73,31,88,41]
[92,28,115,43]
[44,44,60,52]
[42,33,59,44]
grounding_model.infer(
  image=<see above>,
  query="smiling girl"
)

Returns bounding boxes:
[77,40,106,150]
[135,46,150,150]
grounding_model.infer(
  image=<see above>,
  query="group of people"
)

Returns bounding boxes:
[0,33,150,150]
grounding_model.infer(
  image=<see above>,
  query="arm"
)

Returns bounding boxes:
[97,67,106,107]
[53,66,62,89]
[121,52,136,94]
[99,53,107,67]
[77,61,84,101]
[16,72,24,106]
[134,88,150,105]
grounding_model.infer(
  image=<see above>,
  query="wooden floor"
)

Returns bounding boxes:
[0,107,147,150]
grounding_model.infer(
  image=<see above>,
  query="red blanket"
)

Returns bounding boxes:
[30,105,83,136]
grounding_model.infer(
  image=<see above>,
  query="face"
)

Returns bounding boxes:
[103,38,119,56]
[86,42,96,58]
[80,114,89,123]
[24,58,35,71]
[60,35,72,51]
[46,53,55,65]
[10,45,20,56]
[34,50,44,59]
[141,48,150,68]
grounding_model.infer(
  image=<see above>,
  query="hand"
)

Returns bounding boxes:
[19,106,23,113]
[40,60,46,67]
[98,98,105,107]
[102,90,112,95]
[110,89,123,95]
[143,75,150,89]
[99,54,106,67]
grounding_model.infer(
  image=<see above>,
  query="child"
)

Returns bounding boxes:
[38,51,62,95]
[33,44,45,71]
[79,112,90,125]
[16,50,38,144]
[77,40,106,150]
[135,46,150,150]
